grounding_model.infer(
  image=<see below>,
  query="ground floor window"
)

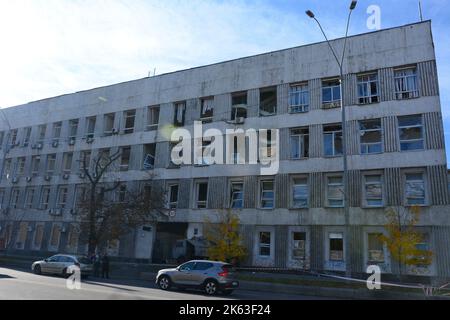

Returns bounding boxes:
[258,232,272,257]
[368,233,385,263]
[291,232,306,260]
[329,233,344,261]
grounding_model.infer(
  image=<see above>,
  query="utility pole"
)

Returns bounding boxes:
[306,0,357,278]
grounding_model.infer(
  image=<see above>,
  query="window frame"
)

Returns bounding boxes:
[40,187,51,210]
[289,83,309,113]
[25,188,35,209]
[120,147,131,171]
[200,97,214,123]
[194,181,209,209]
[322,78,341,108]
[146,106,160,131]
[174,102,186,127]
[168,183,179,209]
[398,115,424,152]
[290,127,309,160]
[258,231,272,258]
[326,175,344,208]
[404,171,427,206]
[57,186,69,209]
[123,109,136,134]
[230,180,244,209]
[259,179,275,209]
[360,119,383,155]
[291,176,309,209]
[329,232,344,262]
[357,73,379,105]
[259,87,277,117]
[394,67,419,100]
[363,173,384,208]
[324,125,343,157]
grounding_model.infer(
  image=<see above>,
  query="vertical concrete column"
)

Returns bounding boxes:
[277,83,289,115]
[309,79,321,110]
[134,107,145,133]
[247,89,260,118]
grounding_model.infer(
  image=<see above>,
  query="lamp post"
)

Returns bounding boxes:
[306,1,357,277]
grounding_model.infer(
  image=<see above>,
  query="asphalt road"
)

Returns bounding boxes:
[0,267,326,300]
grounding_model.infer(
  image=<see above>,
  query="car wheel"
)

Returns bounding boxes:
[158,276,171,291]
[204,280,218,296]
[221,290,234,296]
[33,265,41,275]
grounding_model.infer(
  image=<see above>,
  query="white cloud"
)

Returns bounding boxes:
[0,0,316,108]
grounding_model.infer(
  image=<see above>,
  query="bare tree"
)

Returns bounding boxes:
[78,150,166,255]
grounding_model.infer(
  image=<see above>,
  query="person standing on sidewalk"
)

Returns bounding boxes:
[93,254,101,277]
[101,253,110,279]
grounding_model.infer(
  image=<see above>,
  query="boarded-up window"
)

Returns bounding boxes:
[34,225,44,250]
[67,225,79,252]
[50,224,61,248]
[292,232,306,260]
[364,175,383,207]
[368,233,384,263]
[329,233,344,261]
[16,222,28,250]
[405,173,425,205]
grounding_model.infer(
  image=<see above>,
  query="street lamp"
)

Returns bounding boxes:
[306,1,357,277]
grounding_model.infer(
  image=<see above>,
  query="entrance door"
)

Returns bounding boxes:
[134,226,154,260]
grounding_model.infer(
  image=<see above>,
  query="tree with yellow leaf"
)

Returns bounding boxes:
[204,210,247,265]
[380,206,433,281]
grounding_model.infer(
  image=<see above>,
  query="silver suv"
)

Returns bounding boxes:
[156,260,239,295]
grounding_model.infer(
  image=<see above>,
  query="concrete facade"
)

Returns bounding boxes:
[0,21,449,279]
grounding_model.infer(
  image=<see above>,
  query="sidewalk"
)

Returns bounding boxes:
[2,254,449,300]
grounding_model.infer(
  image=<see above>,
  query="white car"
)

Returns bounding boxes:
[32,254,93,277]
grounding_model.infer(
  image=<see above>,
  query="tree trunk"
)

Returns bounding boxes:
[88,188,97,255]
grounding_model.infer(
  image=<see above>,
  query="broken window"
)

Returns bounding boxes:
[10,129,18,147]
[398,115,424,151]
[37,125,47,143]
[10,189,20,209]
[40,187,51,210]
[69,119,79,139]
[357,73,379,104]
[329,233,344,261]
[104,113,115,136]
[62,153,73,174]
[292,232,306,260]
[394,67,419,99]
[290,128,309,159]
[292,178,308,208]
[368,233,385,263]
[324,125,343,157]
[231,92,248,121]
[200,98,214,123]
[31,156,40,176]
[230,181,244,209]
[259,87,277,116]
[143,144,156,170]
[322,79,341,108]
[85,117,96,139]
[168,184,179,209]
[360,119,382,154]
[259,232,271,257]
[25,188,35,209]
[196,182,208,209]
[289,83,309,113]
[124,110,136,134]
[327,176,344,207]
[46,154,56,175]
[174,102,186,127]
[23,127,32,146]
[120,147,131,171]
[405,172,426,205]
[147,106,160,131]
[364,175,383,207]
[260,180,275,209]
[79,151,91,172]
[58,186,69,209]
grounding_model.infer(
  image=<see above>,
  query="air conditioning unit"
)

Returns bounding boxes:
[78,173,86,179]
[233,117,245,125]
[52,140,59,148]
[44,175,52,182]
[26,176,32,183]
[36,143,43,150]
[22,141,29,148]
[68,138,76,146]
[48,209,54,215]
[62,173,70,180]
[11,177,19,184]
[70,209,78,216]
[112,128,119,135]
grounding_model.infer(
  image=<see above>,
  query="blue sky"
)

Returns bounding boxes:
[0,0,449,166]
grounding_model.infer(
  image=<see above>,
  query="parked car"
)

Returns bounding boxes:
[31,254,93,277]
[156,260,239,296]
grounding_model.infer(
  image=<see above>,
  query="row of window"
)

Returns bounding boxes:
[255,229,429,268]
[1,114,427,180]
[0,169,429,212]
[0,66,422,149]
